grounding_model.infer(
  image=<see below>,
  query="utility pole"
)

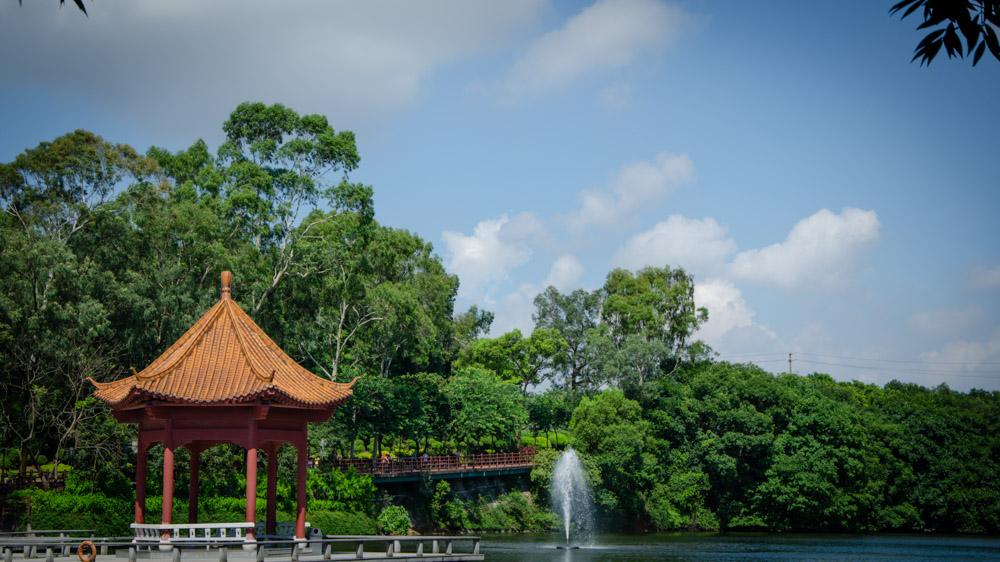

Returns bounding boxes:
[788,352,793,374]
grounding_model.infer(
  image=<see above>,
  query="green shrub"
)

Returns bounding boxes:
[144,496,249,524]
[645,484,685,530]
[104,495,289,526]
[444,499,472,531]
[13,489,131,536]
[430,481,472,531]
[0,449,18,469]
[308,469,376,515]
[308,511,376,535]
[430,481,451,530]
[470,492,556,532]
[376,505,411,535]
[197,496,249,523]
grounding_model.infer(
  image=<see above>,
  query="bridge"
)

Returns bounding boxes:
[329,450,536,483]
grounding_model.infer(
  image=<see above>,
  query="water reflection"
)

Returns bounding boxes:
[481,533,1000,561]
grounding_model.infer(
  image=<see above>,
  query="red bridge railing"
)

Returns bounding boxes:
[329,448,536,478]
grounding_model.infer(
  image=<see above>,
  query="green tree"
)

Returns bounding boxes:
[269,203,375,380]
[533,287,602,391]
[456,327,567,393]
[277,216,456,379]
[588,330,671,389]
[599,266,708,361]
[0,130,157,478]
[395,373,449,455]
[451,305,494,359]
[570,389,655,519]
[339,375,398,459]
[444,366,527,452]
[215,101,361,318]
[354,227,458,377]
[525,389,576,446]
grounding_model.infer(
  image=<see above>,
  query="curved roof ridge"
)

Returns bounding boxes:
[229,300,323,383]
[135,299,227,381]
[221,298,274,383]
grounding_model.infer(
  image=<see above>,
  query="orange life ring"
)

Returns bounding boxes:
[77,540,97,562]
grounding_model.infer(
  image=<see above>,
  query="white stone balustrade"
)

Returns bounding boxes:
[131,523,254,544]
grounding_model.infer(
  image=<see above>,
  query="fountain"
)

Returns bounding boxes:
[550,447,593,547]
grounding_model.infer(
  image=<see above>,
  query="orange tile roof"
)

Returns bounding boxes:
[89,272,355,409]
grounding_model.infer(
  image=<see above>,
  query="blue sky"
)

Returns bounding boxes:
[2,0,998,389]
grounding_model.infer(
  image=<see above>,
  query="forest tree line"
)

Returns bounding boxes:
[1,103,997,534]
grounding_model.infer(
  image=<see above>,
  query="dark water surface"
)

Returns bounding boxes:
[480,533,1000,561]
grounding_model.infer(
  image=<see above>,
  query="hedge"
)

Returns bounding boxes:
[308,511,376,535]
[13,490,132,537]
[13,490,298,536]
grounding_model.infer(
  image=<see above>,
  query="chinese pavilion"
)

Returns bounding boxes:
[89,271,354,542]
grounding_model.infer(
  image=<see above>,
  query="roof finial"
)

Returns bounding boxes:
[221,271,233,298]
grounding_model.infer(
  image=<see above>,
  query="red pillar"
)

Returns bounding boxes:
[265,443,278,535]
[187,445,201,524]
[161,439,175,542]
[134,433,147,524]
[246,446,258,539]
[295,438,307,539]
[246,421,258,543]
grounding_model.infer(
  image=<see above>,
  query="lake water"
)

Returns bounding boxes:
[480,533,1000,561]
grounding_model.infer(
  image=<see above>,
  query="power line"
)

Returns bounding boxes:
[715,352,788,359]
[795,351,1000,367]
[719,351,1000,369]
[715,354,1000,381]
[793,359,1000,379]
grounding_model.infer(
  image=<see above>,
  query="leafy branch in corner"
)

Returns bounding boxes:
[891,0,1000,65]
[18,0,87,16]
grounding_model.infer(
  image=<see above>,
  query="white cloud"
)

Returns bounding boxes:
[920,331,1000,367]
[567,152,694,229]
[910,306,983,336]
[614,215,735,276]
[970,265,1000,289]
[491,283,540,336]
[496,0,684,99]
[0,0,543,139]
[492,255,583,335]
[442,213,545,298]
[598,83,632,110]
[918,330,1000,389]
[693,279,783,362]
[544,254,583,291]
[729,208,880,289]
[694,279,758,344]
